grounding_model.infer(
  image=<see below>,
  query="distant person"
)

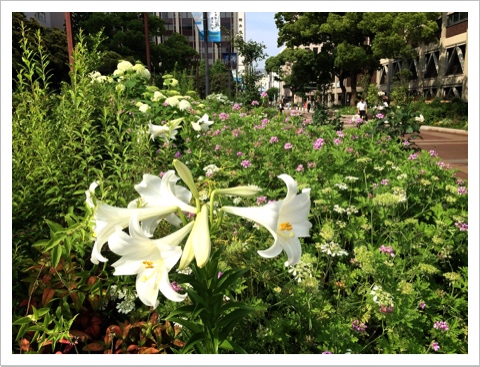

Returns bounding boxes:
[279,103,284,114]
[307,102,311,112]
[357,97,368,121]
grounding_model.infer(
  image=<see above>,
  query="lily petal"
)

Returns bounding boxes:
[148,124,170,140]
[222,200,280,235]
[192,205,211,268]
[91,204,178,264]
[108,213,192,306]
[134,172,196,214]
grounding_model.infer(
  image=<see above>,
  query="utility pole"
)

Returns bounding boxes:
[64,12,74,74]
[203,12,209,97]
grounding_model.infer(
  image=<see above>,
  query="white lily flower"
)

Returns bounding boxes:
[222,174,312,266]
[178,99,191,111]
[414,114,424,123]
[108,214,194,306]
[85,181,99,209]
[191,113,214,132]
[179,204,211,269]
[91,204,178,264]
[148,123,170,140]
[149,118,183,142]
[132,171,197,234]
[89,171,197,264]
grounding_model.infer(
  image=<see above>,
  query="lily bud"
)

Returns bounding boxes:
[174,159,199,199]
[214,186,262,197]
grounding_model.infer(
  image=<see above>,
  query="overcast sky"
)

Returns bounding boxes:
[245,12,284,70]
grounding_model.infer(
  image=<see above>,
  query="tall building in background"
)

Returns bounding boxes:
[23,12,65,29]
[153,12,245,76]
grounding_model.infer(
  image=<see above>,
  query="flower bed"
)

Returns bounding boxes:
[12,36,468,355]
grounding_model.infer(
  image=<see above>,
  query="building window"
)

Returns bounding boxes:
[424,51,439,79]
[445,45,466,76]
[447,12,468,26]
[36,12,46,22]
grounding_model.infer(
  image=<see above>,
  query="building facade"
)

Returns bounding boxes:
[153,12,245,75]
[282,12,468,107]
[328,12,468,106]
[23,12,65,29]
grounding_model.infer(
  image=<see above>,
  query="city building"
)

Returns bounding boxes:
[282,12,469,107]
[329,12,469,106]
[153,12,246,77]
[23,12,65,29]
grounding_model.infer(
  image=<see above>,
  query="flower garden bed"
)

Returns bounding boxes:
[11,36,469,356]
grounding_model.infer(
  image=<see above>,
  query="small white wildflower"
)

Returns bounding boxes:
[336,220,347,228]
[344,176,359,182]
[117,299,135,314]
[233,197,242,205]
[346,206,359,215]
[318,241,348,257]
[335,183,348,190]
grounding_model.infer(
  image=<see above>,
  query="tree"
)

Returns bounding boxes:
[209,60,234,97]
[71,13,200,79]
[274,12,440,106]
[265,46,333,105]
[266,87,279,102]
[234,36,268,105]
[158,32,199,75]
[359,12,440,60]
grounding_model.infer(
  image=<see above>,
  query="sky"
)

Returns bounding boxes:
[245,12,284,71]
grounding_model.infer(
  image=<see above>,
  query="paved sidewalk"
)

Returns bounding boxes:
[302,112,468,180]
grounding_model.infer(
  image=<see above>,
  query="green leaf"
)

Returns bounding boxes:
[217,268,249,293]
[13,316,34,325]
[44,219,64,234]
[166,316,202,334]
[43,233,67,252]
[180,332,209,354]
[32,239,49,250]
[219,339,248,354]
[51,244,63,268]
[218,308,255,341]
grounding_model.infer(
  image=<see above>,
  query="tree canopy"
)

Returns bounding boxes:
[274,12,440,105]
[71,12,198,76]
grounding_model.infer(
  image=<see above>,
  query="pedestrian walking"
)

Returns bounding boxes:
[307,102,311,112]
[357,97,368,121]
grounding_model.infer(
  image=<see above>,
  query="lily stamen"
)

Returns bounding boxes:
[280,222,293,231]
[143,260,155,269]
